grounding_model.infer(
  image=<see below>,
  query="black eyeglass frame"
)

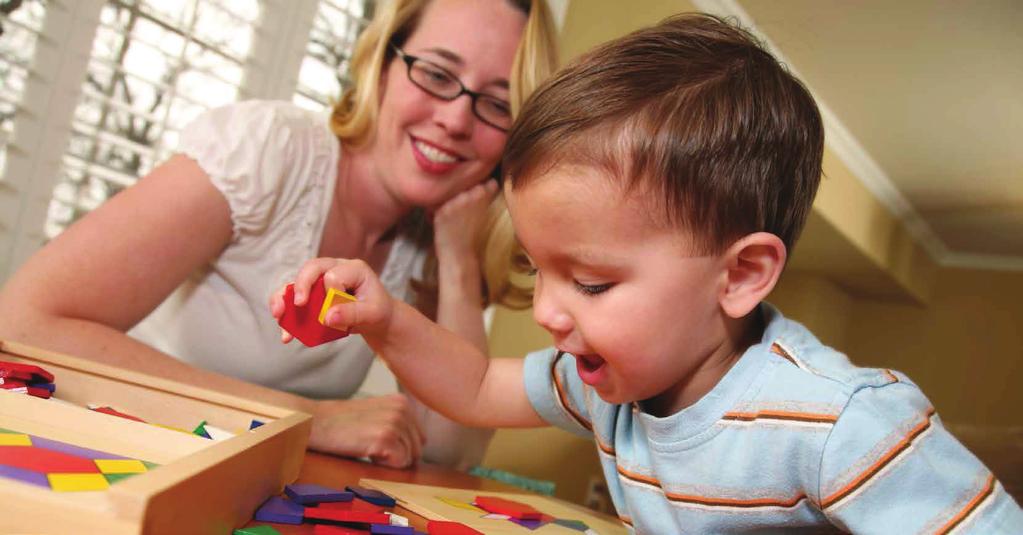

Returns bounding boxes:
[390,44,512,132]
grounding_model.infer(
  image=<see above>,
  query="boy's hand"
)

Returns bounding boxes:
[270,258,395,342]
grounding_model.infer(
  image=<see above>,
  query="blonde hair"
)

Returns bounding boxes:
[331,0,559,309]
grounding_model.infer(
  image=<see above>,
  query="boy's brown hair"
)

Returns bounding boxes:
[503,13,824,254]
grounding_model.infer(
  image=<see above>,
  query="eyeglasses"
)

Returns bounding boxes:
[391,44,513,132]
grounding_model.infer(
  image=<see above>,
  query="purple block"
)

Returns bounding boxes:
[510,517,552,530]
[253,496,305,525]
[30,436,130,460]
[371,524,414,535]
[284,483,353,504]
[27,381,55,392]
[346,485,396,507]
[0,464,50,488]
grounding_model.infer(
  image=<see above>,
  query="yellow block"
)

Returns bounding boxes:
[48,473,110,492]
[0,434,31,446]
[318,288,357,325]
[95,459,147,474]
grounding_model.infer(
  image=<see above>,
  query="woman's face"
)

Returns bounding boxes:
[371,0,526,210]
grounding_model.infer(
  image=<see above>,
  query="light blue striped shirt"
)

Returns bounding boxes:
[523,304,1023,534]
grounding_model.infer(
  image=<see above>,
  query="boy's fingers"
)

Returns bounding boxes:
[293,258,338,305]
[280,328,293,344]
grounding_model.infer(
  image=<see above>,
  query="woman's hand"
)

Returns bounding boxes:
[432,179,499,265]
[308,395,426,469]
[270,258,396,341]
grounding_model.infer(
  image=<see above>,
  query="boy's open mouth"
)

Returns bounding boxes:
[575,353,608,386]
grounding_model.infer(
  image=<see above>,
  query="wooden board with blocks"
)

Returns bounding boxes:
[0,339,312,535]
[359,478,629,534]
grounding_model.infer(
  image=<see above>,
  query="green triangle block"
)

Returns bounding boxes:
[233,526,282,535]
[0,428,19,434]
[104,472,140,484]
[142,461,160,470]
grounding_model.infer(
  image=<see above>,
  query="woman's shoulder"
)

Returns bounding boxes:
[187,100,325,140]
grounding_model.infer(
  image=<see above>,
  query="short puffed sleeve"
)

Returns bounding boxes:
[175,100,302,239]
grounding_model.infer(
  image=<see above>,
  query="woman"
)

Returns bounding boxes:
[0,0,558,470]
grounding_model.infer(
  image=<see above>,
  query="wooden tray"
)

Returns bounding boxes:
[0,340,311,534]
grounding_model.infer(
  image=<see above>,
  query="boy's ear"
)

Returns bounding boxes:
[719,232,787,319]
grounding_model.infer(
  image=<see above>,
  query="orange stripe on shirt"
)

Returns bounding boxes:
[935,473,996,535]
[722,410,839,424]
[821,407,936,509]
[551,352,593,432]
[616,465,807,509]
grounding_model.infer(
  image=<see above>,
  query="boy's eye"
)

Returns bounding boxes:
[574,281,613,296]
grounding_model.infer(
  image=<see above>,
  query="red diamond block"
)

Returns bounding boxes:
[305,506,389,525]
[474,496,543,520]
[278,275,350,347]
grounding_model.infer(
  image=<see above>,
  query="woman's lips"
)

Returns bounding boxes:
[411,136,462,175]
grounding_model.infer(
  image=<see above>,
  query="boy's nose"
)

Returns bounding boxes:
[532,282,573,336]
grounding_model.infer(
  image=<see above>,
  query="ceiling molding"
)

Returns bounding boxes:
[941,253,1023,273]
[691,0,1020,271]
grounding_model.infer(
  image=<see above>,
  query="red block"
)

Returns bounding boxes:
[474,496,543,520]
[91,406,147,423]
[0,446,99,473]
[313,525,368,535]
[0,361,54,383]
[319,500,386,514]
[305,507,388,525]
[426,521,483,535]
[278,275,350,347]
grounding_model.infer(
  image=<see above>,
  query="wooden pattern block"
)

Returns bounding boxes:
[312,525,368,535]
[95,459,147,474]
[426,521,483,535]
[0,445,99,473]
[278,275,351,347]
[0,361,54,383]
[346,485,397,507]
[319,287,357,325]
[474,495,543,520]
[319,499,385,514]
[285,483,354,504]
[233,526,283,535]
[305,507,389,526]
[0,433,31,446]
[253,496,305,525]
[371,524,414,534]
[48,473,110,492]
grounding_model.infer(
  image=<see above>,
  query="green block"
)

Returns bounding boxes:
[233,526,281,535]
[103,472,139,484]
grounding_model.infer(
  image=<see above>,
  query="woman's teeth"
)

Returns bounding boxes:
[414,140,457,164]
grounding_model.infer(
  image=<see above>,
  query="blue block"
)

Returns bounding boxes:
[371,525,414,535]
[250,419,265,430]
[284,483,353,504]
[253,496,305,525]
[346,485,396,507]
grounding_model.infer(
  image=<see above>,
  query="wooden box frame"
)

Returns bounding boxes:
[0,340,311,534]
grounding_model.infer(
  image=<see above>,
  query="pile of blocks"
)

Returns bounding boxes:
[240,483,486,535]
[0,361,55,399]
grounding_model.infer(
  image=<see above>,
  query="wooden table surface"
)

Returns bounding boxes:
[245,451,534,533]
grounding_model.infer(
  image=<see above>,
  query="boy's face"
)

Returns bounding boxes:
[506,166,734,415]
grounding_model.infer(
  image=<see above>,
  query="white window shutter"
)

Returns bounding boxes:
[1,0,104,280]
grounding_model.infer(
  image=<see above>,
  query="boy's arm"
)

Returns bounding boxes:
[819,380,1023,533]
[374,299,544,428]
[284,258,546,429]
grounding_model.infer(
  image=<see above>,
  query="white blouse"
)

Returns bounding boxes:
[130,101,490,467]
